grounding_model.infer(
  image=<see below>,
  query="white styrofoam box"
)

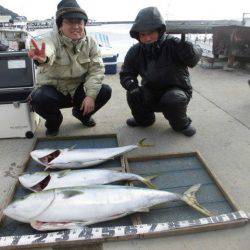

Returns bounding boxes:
[0,102,39,139]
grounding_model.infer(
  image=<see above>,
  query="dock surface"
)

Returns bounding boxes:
[0,65,249,249]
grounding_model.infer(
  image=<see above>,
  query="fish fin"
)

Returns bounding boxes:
[31,221,86,231]
[62,190,84,198]
[140,175,158,189]
[137,138,154,147]
[68,144,77,151]
[182,184,214,217]
[57,170,71,178]
[136,207,150,213]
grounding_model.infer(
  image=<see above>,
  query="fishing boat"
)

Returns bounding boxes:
[0,28,30,51]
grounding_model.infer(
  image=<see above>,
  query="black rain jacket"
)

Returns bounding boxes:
[120,7,202,97]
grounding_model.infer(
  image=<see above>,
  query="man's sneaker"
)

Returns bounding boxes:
[46,128,59,137]
[181,125,196,137]
[81,117,96,127]
[126,118,139,127]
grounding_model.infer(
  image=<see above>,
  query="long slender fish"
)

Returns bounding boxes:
[30,139,151,169]
[19,169,156,191]
[4,184,213,231]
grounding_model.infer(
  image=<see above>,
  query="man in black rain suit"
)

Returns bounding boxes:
[120,7,202,136]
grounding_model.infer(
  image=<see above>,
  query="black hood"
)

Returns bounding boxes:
[130,7,166,40]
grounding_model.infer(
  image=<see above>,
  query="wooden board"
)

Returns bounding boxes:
[0,134,133,236]
[0,146,249,249]
[123,152,240,225]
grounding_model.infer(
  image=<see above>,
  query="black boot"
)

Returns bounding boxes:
[46,128,59,137]
[72,109,96,127]
[181,125,196,137]
[126,118,139,127]
[45,120,61,137]
[81,117,96,127]
[126,117,155,127]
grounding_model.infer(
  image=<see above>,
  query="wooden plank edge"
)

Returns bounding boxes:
[126,152,196,163]
[194,151,240,212]
[0,137,38,224]
[36,133,118,142]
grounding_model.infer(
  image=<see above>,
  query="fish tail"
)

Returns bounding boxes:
[138,138,154,147]
[140,175,158,189]
[181,184,214,216]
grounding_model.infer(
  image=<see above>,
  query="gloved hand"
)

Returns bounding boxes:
[178,41,194,58]
[128,86,144,106]
[123,78,138,91]
[178,40,202,67]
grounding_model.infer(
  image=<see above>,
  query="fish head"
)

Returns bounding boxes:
[30,149,57,160]
[48,150,71,165]
[3,190,55,223]
[30,149,62,167]
[19,172,51,192]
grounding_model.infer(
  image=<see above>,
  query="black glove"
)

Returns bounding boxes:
[178,41,194,58]
[123,78,138,91]
[178,41,202,67]
[128,86,144,106]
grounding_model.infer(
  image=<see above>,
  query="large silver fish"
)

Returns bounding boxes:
[4,184,213,231]
[19,169,156,191]
[30,139,151,169]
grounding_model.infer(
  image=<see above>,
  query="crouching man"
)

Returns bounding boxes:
[28,0,111,136]
[120,7,202,136]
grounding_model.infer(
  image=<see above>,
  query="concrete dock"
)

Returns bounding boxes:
[0,65,249,250]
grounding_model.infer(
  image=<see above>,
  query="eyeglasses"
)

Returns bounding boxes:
[63,19,84,26]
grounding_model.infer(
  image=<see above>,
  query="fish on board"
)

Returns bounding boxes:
[3,184,213,231]
[19,169,156,191]
[30,139,152,169]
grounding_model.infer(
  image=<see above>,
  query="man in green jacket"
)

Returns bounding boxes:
[29,0,112,136]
